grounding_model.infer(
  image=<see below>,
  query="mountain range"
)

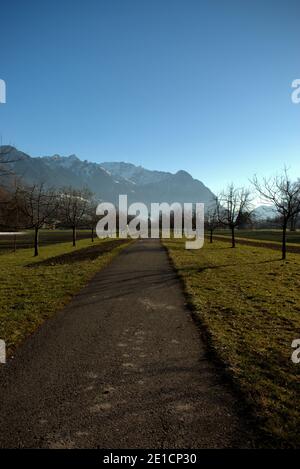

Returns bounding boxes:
[1,146,215,207]
[252,204,277,220]
[0,146,278,219]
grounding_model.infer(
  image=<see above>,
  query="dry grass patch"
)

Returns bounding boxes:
[163,238,300,448]
[0,238,130,355]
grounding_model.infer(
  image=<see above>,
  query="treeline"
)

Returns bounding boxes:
[206,170,300,260]
[0,183,98,256]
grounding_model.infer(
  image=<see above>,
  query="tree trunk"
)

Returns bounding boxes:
[34,226,39,257]
[13,234,17,253]
[210,229,213,243]
[72,226,76,247]
[91,226,94,242]
[231,226,236,248]
[282,222,287,260]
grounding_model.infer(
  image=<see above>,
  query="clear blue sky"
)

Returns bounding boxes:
[0,0,299,193]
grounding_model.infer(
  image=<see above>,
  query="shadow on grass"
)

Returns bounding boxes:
[211,236,300,254]
[26,239,128,267]
[178,258,282,274]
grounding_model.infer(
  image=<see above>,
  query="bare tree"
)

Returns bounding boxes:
[205,201,219,243]
[252,170,300,260]
[16,183,60,256]
[86,198,99,242]
[61,187,91,247]
[0,181,26,251]
[0,187,11,224]
[217,184,252,248]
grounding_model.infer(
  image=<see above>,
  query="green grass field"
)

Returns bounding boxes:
[163,238,300,448]
[0,229,94,252]
[213,229,300,245]
[0,237,130,355]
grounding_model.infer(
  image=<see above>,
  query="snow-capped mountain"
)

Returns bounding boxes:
[252,205,277,220]
[1,146,216,207]
[100,162,172,186]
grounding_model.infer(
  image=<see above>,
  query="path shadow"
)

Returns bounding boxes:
[26,239,128,267]
[178,258,282,274]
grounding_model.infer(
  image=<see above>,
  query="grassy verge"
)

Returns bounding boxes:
[0,238,131,355]
[163,238,300,448]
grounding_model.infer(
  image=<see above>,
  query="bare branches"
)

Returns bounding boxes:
[16,183,60,256]
[85,198,99,242]
[205,199,219,243]
[17,183,59,228]
[251,170,300,259]
[217,184,252,247]
[252,171,300,221]
[60,187,92,246]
